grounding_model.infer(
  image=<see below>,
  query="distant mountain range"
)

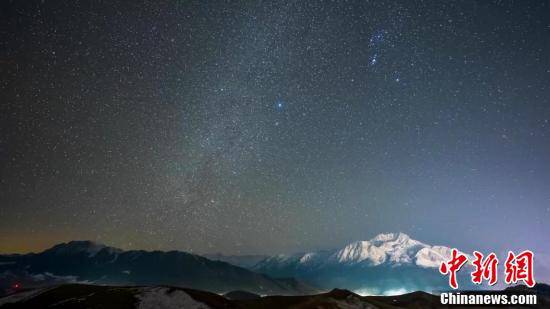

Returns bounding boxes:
[247,233,474,294]
[203,253,268,269]
[0,233,491,298]
[0,241,316,297]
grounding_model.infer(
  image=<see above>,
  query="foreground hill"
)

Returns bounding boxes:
[0,241,315,296]
[0,284,548,309]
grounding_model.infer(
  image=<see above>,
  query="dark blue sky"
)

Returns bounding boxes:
[1,0,549,274]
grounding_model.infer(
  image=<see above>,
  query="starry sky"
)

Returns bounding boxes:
[1,0,549,261]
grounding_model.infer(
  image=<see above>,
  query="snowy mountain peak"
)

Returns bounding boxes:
[250,233,479,295]
[331,233,427,265]
[371,232,408,242]
[254,233,466,271]
[415,246,473,269]
[334,241,386,265]
[370,232,419,246]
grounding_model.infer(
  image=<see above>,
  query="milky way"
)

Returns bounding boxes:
[1,1,549,257]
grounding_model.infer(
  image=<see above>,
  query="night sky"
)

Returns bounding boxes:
[1,0,549,263]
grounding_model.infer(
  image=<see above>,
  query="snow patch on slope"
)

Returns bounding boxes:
[415,246,472,268]
[299,252,318,264]
[137,287,210,309]
[0,288,51,306]
[333,241,387,265]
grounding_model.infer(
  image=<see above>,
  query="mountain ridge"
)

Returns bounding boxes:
[249,232,474,294]
[253,232,470,271]
[0,241,317,297]
[1,283,548,308]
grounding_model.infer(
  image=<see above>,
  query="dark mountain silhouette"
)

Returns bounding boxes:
[0,241,316,297]
[505,283,550,296]
[1,283,547,308]
[223,290,261,300]
[203,253,268,269]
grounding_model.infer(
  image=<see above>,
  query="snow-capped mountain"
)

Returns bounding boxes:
[255,232,467,270]
[252,233,474,294]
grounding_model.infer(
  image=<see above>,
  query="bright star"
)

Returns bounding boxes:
[370,54,378,66]
[275,100,285,110]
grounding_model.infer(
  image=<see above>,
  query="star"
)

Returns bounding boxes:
[370,54,378,66]
[1,0,548,262]
[275,100,285,111]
